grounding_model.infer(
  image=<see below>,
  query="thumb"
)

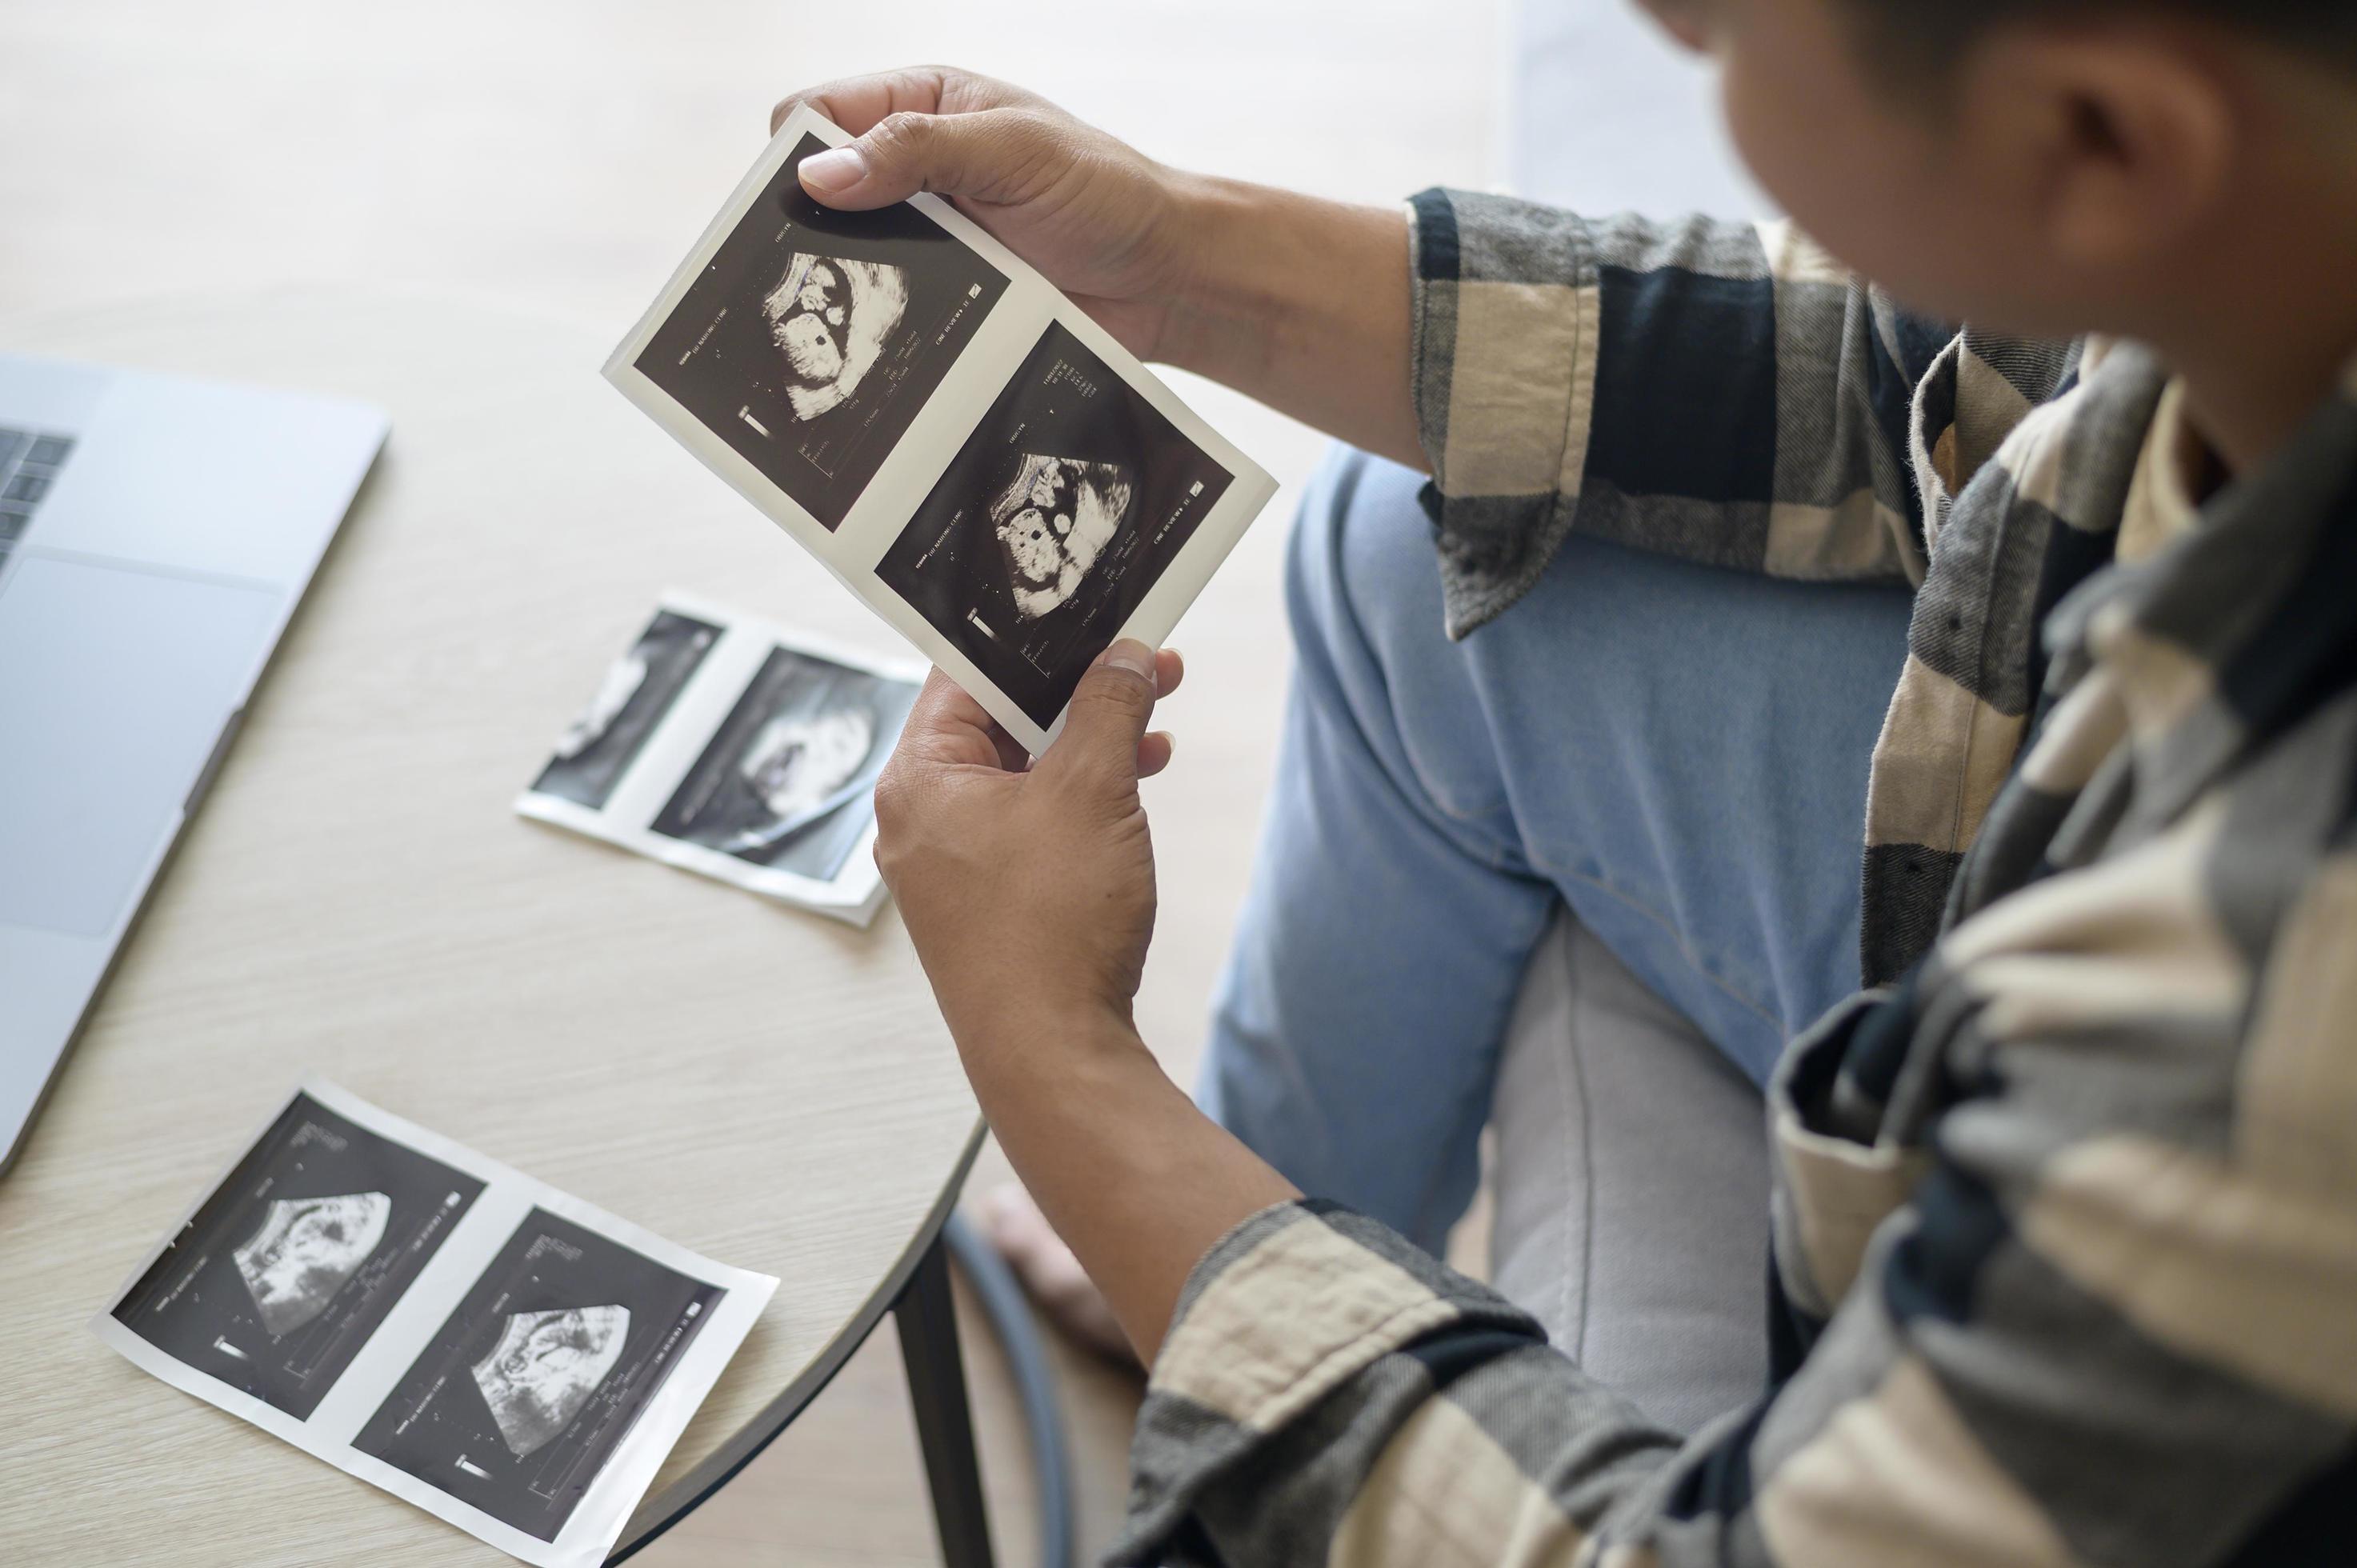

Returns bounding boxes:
[797,106,1054,210]
[1038,641,1158,789]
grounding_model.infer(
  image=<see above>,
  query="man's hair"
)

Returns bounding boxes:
[1846,0,2357,76]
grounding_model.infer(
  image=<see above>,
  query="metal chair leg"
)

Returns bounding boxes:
[895,1233,994,1568]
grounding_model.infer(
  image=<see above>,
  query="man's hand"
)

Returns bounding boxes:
[767,65,1425,465]
[771,68,1193,360]
[873,642,1183,1048]
[870,642,1299,1365]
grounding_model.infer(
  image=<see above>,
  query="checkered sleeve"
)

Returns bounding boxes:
[1113,862,2357,1568]
[1408,190,1955,636]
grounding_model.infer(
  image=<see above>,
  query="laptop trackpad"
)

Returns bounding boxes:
[0,556,279,938]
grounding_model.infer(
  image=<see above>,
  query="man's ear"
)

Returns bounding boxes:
[1962,27,2235,274]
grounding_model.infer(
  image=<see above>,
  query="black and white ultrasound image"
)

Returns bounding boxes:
[532,610,720,809]
[636,133,1010,531]
[875,322,1233,728]
[111,1093,486,1421]
[646,644,918,882]
[352,1209,722,1542]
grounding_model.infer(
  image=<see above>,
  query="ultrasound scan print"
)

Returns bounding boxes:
[471,1306,631,1457]
[992,454,1137,621]
[354,1210,722,1542]
[112,1093,486,1421]
[646,643,918,882]
[234,1192,392,1338]
[533,610,720,810]
[637,133,1011,530]
[877,322,1234,729]
[766,253,910,422]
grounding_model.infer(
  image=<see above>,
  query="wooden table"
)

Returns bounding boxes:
[0,289,993,1566]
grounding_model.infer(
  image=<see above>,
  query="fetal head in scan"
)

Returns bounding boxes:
[990,454,1136,620]
[764,253,912,422]
[233,1192,393,1338]
[470,1305,632,1457]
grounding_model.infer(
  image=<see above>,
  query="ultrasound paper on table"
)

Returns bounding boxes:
[607,104,1276,754]
[90,1082,777,1568]
[515,591,922,924]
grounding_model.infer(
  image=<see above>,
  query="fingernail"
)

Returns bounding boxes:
[1099,639,1155,680]
[799,146,867,194]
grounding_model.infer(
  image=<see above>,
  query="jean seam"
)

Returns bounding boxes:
[1558,922,1595,1362]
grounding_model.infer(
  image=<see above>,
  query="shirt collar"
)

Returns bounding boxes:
[2051,347,2357,830]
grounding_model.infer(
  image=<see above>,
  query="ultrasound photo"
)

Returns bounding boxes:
[646,643,918,881]
[636,133,1010,530]
[353,1209,723,1543]
[111,1092,486,1421]
[876,322,1234,728]
[532,610,720,809]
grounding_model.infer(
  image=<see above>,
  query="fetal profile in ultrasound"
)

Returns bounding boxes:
[992,455,1137,622]
[234,1192,393,1338]
[354,1210,723,1542]
[767,252,910,422]
[647,643,918,882]
[111,1093,486,1421]
[877,322,1234,729]
[471,1306,632,1457]
[534,610,719,810]
[636,133,1010,530]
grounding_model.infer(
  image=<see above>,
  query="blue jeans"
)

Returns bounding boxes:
[1197,448,1915,1254]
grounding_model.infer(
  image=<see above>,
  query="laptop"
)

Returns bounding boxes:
[0,354,387,1174]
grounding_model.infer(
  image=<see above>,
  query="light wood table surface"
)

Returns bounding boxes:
[0,287,985,1566]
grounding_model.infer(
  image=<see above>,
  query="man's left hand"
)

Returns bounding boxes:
[874,642,1182,1051]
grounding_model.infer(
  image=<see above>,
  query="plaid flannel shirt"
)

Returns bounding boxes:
[1110,193,2357,1567]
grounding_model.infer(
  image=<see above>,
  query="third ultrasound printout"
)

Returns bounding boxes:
[636,133,1010,530]
[877,321,1234,727]
[354,1208,722,1542]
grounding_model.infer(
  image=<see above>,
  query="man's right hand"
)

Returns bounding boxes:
[770,67,1194,362]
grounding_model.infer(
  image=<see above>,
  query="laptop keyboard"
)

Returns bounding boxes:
[0,425,78,569]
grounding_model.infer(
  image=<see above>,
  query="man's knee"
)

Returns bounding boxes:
[1283,444,1449,681]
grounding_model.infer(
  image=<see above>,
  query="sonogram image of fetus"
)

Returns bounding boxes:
[738,706,877,827]
[553,650,648,762]
[469,1306,631,1458]
[990,454,1136,620]
[233,1192,392,1338]
[763,254,911,422]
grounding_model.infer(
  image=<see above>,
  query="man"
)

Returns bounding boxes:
[778,0,2357,1556]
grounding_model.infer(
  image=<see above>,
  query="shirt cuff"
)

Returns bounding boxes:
[1108,1198,1544,1566]
[1406,186,1602,639]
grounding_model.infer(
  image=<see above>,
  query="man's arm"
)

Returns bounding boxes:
[1150,178,1422,470]
[768,67,1423,469]
[772,67,2045,630]
[868,654,1301,1364]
